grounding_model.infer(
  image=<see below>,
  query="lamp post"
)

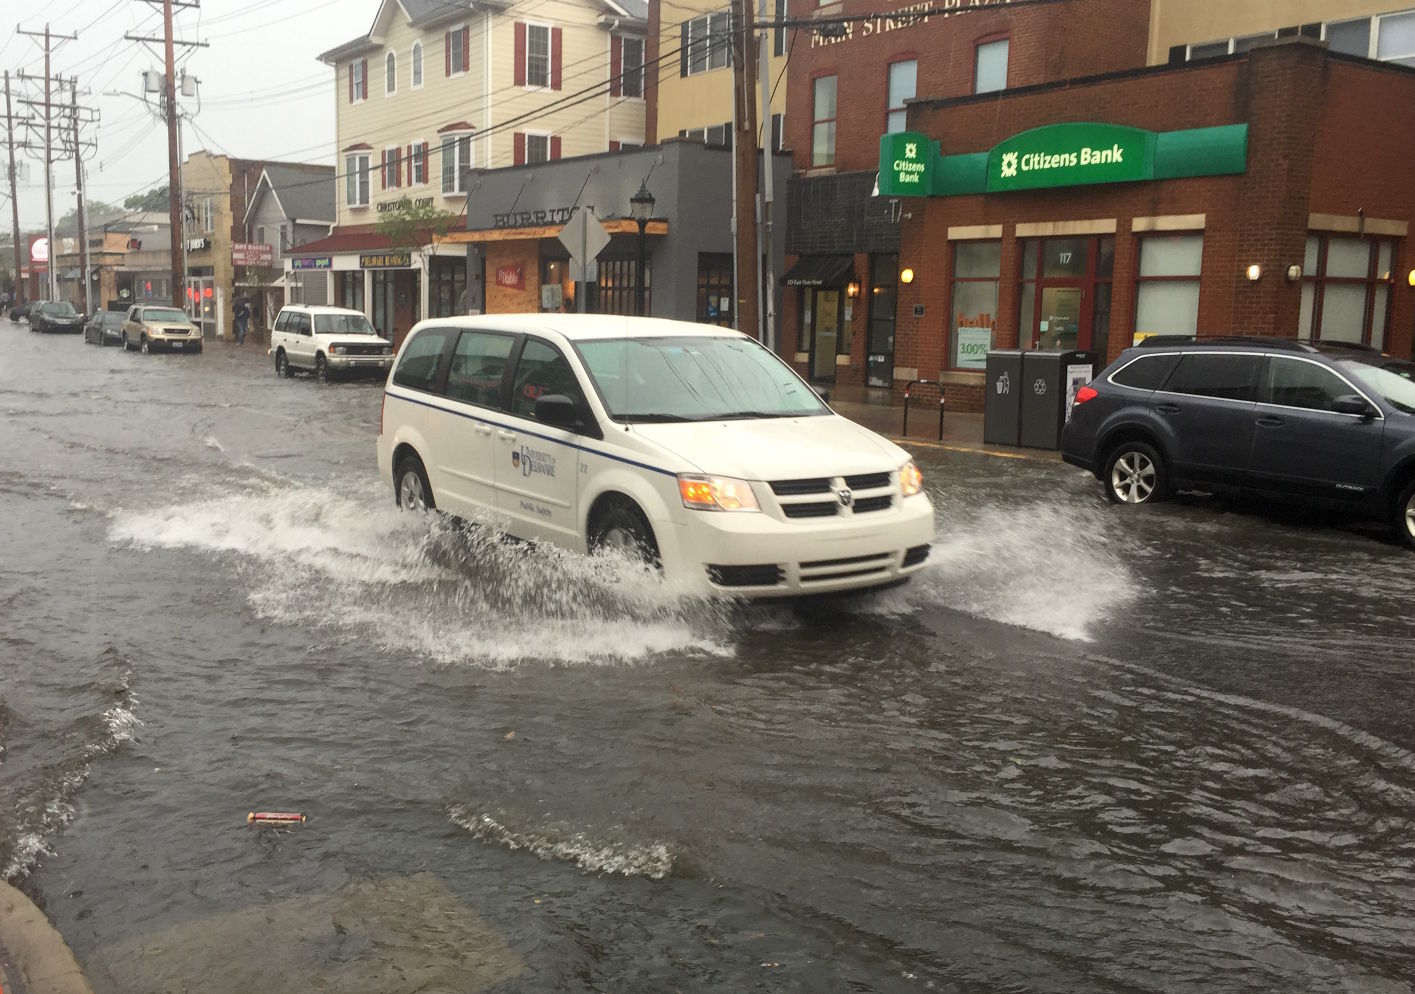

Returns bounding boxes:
[629,181,654,317]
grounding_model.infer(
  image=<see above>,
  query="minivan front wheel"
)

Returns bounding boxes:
[589,500,661,568]
[395,456,435,512]
[1104,442,1168,505]
[1394,480,1415,550]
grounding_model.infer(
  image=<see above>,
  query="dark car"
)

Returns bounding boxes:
[9,301,33,323]
[84,310,126,346]
[1061,337,1415,549]
[30,300,85,334]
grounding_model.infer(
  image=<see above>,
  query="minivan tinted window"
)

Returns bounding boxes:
[1164,353,1261,402]
[445,331,514,408]
[392,329,452,392]
[1110,353,1181,391]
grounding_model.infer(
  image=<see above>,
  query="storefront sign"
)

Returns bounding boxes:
[495,264,526,289]
[29,236,49,264]
[232,242,275,266]
[290,256,332,270]
[360,252,413,269]
[810,0,1010,47]
[955,327,993,370]
[493,206,578,229]
[186,238,210,251]
[877,123,1249,197]
[376,196,435,214]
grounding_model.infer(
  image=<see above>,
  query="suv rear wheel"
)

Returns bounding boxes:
[1104,442,1168,505]
[1395,480,1415,550]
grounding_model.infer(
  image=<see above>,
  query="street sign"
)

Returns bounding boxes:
[557,207,610,283]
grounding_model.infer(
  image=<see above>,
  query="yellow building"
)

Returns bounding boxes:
[1149,1,1415,65]
[648,0,789,148]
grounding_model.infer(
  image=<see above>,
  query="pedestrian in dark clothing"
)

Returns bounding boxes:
[233,295,252,345]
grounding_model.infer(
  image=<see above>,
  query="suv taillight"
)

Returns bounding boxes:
[1073,385,1098,406]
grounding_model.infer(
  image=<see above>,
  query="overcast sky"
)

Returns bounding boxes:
[3,0,379,231]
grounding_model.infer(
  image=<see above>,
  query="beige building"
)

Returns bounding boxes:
[1149,1,1415,64]
[648,0,789,148]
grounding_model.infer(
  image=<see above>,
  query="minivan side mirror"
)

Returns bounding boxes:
[1333,394,1376,419]
[534,394,580,429]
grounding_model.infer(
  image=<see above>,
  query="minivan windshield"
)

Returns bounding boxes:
[143,307,189,323]
[314,313,377,335]
[576,336,830,423]
[1339,359,1415,414]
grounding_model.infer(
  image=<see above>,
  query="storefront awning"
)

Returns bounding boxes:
[780,255,853,287]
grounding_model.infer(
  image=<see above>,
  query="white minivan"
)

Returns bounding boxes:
[376,315,935,598]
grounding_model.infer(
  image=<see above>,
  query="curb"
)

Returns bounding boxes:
[0,882,93,994]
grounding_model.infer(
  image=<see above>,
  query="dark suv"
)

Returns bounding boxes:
[1061,337,1415,548]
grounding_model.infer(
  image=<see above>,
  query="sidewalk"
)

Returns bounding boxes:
[825,383,1063,462]
[0,882,94,994]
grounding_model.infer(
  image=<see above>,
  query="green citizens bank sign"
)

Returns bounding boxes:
[877,122,1248,198]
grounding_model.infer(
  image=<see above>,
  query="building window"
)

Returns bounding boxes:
[527,24,551,87]
[683,12,731,76]
[1377,11,1415,66]
[1134,234,1203,338]
[811,75,837,167]
[351,60,366,101]
[886,59,916,135]
[771,112,785,151]
[410,142,427,185]
[449,28,465,75]
[621,36,645,98]
[596,258,649,316]
[441,133,473,194]
[1325,18,1371,57]
[526,133,550,164]
[279,224,289,252]
[949,240,1000,370]
[412,42,423,87]
[697,253,733,326]
[385,52,397,95]
[336,271,364,312]
[202,197,215,232]
[1019,236,1116,353]
[974,36,1009,93]
[345,153,370,207]
[382,147,402,188]
[866,254,898,388]
[774,0,786,56]
[430,256,467,319]
[1300,235,1396,348]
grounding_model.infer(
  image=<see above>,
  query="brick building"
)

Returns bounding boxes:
[779,0,1415,410]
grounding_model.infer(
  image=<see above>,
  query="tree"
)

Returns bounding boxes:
[55,200,126,234]
[375,198,459,259]
[124,186,170,213]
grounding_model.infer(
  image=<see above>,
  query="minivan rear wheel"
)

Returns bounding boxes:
[1395,480,1415,550]
[1104,442,1168,505]
[395,456,435,512]
[589,500,660,568]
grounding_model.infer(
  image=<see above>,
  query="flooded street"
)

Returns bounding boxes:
[3,328,1414,993]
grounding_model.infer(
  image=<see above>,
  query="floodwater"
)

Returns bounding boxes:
[2,326,1414,993]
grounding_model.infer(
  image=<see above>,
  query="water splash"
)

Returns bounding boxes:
[448,805,674,879]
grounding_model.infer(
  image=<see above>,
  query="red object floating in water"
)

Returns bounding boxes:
[247,811,306,825]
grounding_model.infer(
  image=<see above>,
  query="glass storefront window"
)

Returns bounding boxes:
[949,241,1000,370]
[1299,234,1396,348]
[866,254,898,388]
[1134,234,1203,337]
[697,253,733,326]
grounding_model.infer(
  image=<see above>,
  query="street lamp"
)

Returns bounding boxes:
[630,181,655,317]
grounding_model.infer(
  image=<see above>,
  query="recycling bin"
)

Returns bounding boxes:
[1019,350,1098,450]
[982,349,1023,446]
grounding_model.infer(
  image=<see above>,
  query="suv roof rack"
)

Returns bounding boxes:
[1135,335,1312,352]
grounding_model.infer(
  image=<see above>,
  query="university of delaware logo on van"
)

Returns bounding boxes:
[515,444,556,478]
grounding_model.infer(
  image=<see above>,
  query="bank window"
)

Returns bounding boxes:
[697,253,733,326]
[1299,235,1396,349]
[345,153,370,207]
[1018,236,1115,353]
[441,133,473,194]
[974,36,1009,93]
[886,60,917,135]
[812,75,837,167]
[527,24,551,87]
[412,42,423,87]
[949,240,1000,370]
[683,13,731,76]
[1377,11,1415,66]
[385,52,397,95]
[621,36,645,98]
[1134,234,1203,338]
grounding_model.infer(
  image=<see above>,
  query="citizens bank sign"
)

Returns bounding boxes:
[877,122,1248,198]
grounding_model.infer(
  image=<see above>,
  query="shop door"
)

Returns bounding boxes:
[372,271,395,342]
[1019,237,1112,352]
[1037,287,1083,351]
[812,289,840,381]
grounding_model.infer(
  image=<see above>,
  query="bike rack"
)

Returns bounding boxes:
[902,379,945,441]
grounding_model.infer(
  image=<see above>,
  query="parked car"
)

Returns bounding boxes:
[84,310,126,346]
[29,300,85,334]
[8,301,33,323]
[1061,336,1415,548]
[268,304,394,382]
[376,315,935,598]
[121,304,203,353]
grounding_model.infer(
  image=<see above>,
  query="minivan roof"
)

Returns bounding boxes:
[411,314,752,343]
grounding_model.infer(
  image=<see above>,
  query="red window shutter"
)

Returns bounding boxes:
[348,64,354,103]
[610,36,622,97]
[462,27,470,73]
[551,27,563,91]
[514,22,526,86]
[379,151,387,190]
[609,139,620,152]
[550,135,561,161]
[445,32,452,76]
[396,149,402,188]
[421,142,430,183]
[361,59,368,98]
[513,132,525,165]
[407,145,414,185]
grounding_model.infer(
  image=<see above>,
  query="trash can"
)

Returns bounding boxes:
[1019,350,1097,449]
[983,350,1023,446]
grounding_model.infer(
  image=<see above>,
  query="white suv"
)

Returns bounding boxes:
[376,314,935,598]
[269,305,394,381]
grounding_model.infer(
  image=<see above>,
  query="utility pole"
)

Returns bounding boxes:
[730,0,761,341]
[757,0,776,352]
[128,0,204,309]
[17,23,78,301]
[3,72,26,307]
[70,81,91,314]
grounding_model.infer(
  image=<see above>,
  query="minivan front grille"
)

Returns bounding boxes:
[903,544,931,567]
[706,564,784,587]
[852,495,893,514]
[770,478,831,497]
[781,502,839,519]
[798,552,894,584]
[845,472,891,490]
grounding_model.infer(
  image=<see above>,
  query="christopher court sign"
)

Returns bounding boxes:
[877,122,1249,197]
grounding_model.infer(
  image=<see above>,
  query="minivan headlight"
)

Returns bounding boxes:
[899,461,924,497]
[678,474,760,512]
